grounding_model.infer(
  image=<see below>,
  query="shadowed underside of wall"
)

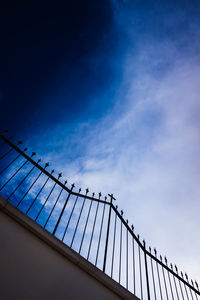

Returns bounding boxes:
[0,196,138,300]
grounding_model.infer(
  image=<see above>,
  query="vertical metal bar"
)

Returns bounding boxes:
[179,281,185,300]
[111,205,118,277]
[0,154,20,175]
[35,173,62,222]
[119,210,123,284]
[165,257,174,300]
[143,241,150,300]
[102,194,114,273]
[160,255,169,300]
[175,266,185,300]
[195,281,200,300]
[0,140,21,160]
[79,193,94,254]
[132,225,136,295]
[0,147,27,176]
[195,289,199,300]
[181,272,189,300]
[17,163,49,208]
[70,189,88,248]
[0,148,13,161]
[95,197,106,267]
[194,291,198,300]
[138,236,143,299]
[53,183,75,236]
[61,189,81,242]
[126,220,129,290]
[154,249,163,300]
[191,281,198,300]
[26,170,54,215]
[44,180,67,229]
[171,264,180,300]
[7,156,39,201]
[87,193,101,260]
[149,247,157,300]
[195,281,199,294]
[185,274,194,300]
[0,154,30,191]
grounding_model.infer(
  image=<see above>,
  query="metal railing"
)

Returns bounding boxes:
[0,131,199,300]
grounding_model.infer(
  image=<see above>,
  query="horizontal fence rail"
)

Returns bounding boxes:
[0,132,199,300]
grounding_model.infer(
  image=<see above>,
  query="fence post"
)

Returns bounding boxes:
[103,193,114,273]
[143,240,151,300]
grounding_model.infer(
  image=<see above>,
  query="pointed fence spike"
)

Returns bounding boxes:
[99,192,102,198]
[116,205,118,209]
[160,255,162,261]
[149,246,151,253]
[86,188,89,194]
[64,180,67,185]
[92,192,95,197]
[17,141,22,145]
[37,159,41,163]
[78,188,81,192]
[131,224,134,231]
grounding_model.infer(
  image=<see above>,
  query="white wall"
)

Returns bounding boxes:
[0,198,137,300]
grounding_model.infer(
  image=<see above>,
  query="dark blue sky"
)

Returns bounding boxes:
[1,0,200,141]
[0,0,123,138]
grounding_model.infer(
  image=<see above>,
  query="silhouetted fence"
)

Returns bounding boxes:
[0,132,199,300]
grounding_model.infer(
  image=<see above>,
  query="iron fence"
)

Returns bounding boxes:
[0,131,199,300]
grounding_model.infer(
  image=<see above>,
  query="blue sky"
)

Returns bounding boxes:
[1,0,200,281]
